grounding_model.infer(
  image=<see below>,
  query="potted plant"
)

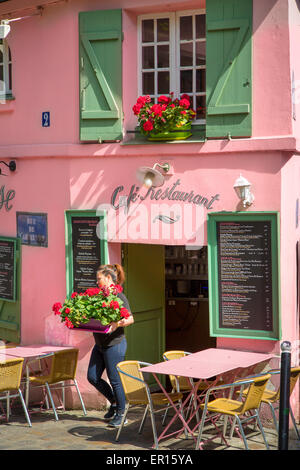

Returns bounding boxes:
[52,284,130,332]
[132,93,196,141]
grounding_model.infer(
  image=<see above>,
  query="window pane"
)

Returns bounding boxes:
[0,48,3,63]
[196,15,205,38]
[180,16,192,41]
[180,70,193,93]
[180,42,193,67]
[157,18,169,42]
[158,71,169,94]
[0,65,3,83]
[143,72,154,94]
[157,45,169,68]
[196,95,206,119]
[142,19,154,42]
[142,46,154,69]
[196,42,206,65]
[8,46,11,61]
[196,69,206,92]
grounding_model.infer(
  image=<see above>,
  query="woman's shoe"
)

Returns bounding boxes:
[103,404,117,420]
[107,412,127,428]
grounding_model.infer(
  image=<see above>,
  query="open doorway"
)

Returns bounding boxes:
[165,245,216,353]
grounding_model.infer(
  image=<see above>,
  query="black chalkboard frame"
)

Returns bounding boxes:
[207,211,281,341]
[0,236,17,302]
[65,210,108,298]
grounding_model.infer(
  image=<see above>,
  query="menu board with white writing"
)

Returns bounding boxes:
[0,238,16,301]
[217,221,273,331]
[208,212,280,341]
[71,217,101,294]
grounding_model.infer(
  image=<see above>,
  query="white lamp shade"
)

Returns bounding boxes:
[136,166,165,188]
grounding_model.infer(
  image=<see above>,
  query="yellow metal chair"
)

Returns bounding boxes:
[0,357,32,427]
[196,373,271,450]
[242,367,300,440]
[163,350,193,392]
[116,360,183,449]
[27,348,87,420]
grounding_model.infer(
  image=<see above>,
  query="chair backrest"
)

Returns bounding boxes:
[48,348,79,384]
[264,367,300,401]
[0,358,24,392]
[241,373,271,413]
[163,350,191,390]
[290,367,300,394]
[117,360,149,404]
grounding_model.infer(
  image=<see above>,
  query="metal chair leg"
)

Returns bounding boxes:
[18,389,32,427]
[115,403,130,441]
[139,404,149,434]
[74,379,87,415]
[256,413,269,450]
[148,401,159,450]
[290,407,300,440]
[45,383,59,421]
[236,416,249,450]
[195,409,206,450]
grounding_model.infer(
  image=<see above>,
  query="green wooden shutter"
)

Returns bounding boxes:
[206,0,252,138]
[79,9,123,142]
[0,237,21,343]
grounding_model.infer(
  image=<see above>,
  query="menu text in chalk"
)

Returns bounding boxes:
[0,239,16,301]
[216,221,273,331]
[71,217,101,294]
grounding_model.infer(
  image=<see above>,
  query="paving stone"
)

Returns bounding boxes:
[0,408,299,452]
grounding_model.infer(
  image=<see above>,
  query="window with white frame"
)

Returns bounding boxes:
[138,10,206,123]
[0,40,12,97]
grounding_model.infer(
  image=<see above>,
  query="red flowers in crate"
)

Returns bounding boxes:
[132,93,196,136]
[52,284,129,329]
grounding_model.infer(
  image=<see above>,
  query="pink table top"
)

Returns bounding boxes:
[141,348,274,380]
[0,344,74,358]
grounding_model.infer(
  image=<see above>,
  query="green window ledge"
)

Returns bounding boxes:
[121,125,206,145]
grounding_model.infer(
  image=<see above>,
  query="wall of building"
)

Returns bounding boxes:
[0,0,294,147]
[0,0,298,412]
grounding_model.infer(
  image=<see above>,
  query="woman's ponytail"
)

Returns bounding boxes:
[97,263,126,285]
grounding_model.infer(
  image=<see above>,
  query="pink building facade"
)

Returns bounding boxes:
[0,0,299,418]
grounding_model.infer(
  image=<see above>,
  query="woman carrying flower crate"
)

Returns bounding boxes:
[87,264,134,427]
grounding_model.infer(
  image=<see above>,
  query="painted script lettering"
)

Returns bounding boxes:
[0,185,15,211]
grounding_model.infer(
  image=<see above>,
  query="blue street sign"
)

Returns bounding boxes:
[42,111,50,127]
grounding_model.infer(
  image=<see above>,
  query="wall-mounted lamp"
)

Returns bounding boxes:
[0,160,16,176]
[136,162,170,188]
[0,21,10,39]
[233,174,254,207]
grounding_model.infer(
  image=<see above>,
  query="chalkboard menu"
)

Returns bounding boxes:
[71,217,101,294]
[0,237,16,301]
[208,212,280,341]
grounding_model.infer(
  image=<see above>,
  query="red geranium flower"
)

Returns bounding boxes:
[52,302,62,312]
[143,120,154,132]
[110,300,120,310]
[120,308,130,319]
[158,95,171,104]
[179,98,190,109]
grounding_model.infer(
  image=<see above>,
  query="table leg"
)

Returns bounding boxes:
[151,372,199,446]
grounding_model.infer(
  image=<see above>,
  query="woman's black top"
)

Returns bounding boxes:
[93,292,131,349]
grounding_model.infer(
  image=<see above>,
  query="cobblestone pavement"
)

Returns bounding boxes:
[1,407,299,454]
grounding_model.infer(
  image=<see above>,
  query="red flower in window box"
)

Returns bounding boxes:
[133,93,196,138]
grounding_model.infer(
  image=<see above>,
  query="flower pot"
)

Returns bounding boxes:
[147,122,192,141]
[74,319,110,333]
